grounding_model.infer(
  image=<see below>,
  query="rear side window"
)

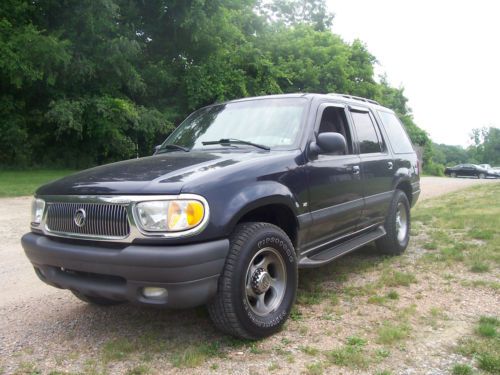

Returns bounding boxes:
[350,111,383,154]
[377,111,414,154]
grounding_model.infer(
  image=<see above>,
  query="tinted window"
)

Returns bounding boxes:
[351,111,382,154]
[377,111,414,154]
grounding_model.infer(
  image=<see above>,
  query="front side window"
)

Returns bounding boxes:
[160,98,307,151]
[318,106,353,154]
[351,111,383,154]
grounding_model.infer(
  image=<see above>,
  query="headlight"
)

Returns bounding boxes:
[31,198,45,226]
[135,199,206,232]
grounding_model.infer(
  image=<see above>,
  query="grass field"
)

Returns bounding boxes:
[0,170,75,197]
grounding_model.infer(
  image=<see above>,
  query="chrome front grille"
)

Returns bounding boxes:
[46,202,130,239]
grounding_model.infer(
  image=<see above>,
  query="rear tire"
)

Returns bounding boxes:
[71,290,124,306]
[208,222,297,339]
[376,190,411,255]
[479,173,486,179]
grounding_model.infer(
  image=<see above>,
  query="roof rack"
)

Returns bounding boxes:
[327,93,380,106]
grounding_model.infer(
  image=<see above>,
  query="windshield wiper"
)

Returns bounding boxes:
[202,138,270,151]
[157,144,190,153]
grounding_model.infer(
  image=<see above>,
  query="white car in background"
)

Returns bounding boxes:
[479,164,500,178]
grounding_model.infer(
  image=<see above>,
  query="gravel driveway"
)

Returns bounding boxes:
[0,176,497,374]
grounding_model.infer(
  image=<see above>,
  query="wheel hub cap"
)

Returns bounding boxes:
[396,202,408,242]
[251,268,271,294]
[245,247,287,316]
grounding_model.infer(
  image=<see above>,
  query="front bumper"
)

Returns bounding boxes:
[21,232,229,308]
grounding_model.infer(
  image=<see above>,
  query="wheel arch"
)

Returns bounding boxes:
[235,201,299,249]
[393,178,413,206]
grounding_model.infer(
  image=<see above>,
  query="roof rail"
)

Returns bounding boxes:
[327,93,380,106]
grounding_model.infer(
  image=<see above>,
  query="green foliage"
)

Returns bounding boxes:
[432,143,470,166]
[469,127,500,165]
[0,0,431,168]
[423,161,445,176]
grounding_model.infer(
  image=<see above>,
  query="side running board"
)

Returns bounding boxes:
[298,226,386,268]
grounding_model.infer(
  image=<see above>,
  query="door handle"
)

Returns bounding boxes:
[351,165,360,175]
[387,161,393,170]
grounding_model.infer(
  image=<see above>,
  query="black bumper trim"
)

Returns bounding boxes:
[22,233,229,308]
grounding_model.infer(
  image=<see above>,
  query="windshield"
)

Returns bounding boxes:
[160,98,307,151]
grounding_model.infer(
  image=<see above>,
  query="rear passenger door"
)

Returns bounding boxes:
[348,106,394,229]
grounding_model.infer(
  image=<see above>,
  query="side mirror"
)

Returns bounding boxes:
[153,145,161,155]
[310,132,347,156]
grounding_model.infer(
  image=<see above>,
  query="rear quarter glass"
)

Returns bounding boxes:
[377,111,414,154]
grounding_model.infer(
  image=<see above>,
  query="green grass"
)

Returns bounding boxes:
[457,316,500,374]
[14,362,41,375]
[386,290,399,300]
[126,365,150,375]
[268,362,281,371]
[451,364,473,375]
[325,336,369,369]
[305,362,324,375]
[469,261,490,273]
[367,295,386,305]
[423,241,438,250]
[300,345,320,356]
[376,322,411,345]
[101,338,136,362]
[170,342,221,368]
[0,170,75,197]
[468,228,494,240]
[414,184,500,274]
[378,270,417,287]
[477,316,498,338]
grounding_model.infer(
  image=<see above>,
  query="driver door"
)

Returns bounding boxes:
[304,103,363,250]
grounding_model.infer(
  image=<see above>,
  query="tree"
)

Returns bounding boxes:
[0,0,434,170]
[259,0,334,31]
[432,143,469,166]
[469,127,500,165]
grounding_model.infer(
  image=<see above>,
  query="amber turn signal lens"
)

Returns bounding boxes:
[186,201,204,226]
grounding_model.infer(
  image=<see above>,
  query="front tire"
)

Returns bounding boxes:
[376,190,411,255]
[208,222,297,339]
[478,173,486,179]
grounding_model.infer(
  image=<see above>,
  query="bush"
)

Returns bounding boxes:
[423,161,445,176]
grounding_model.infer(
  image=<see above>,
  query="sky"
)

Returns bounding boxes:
[326,0,500,146]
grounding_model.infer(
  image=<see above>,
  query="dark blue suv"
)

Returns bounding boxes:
[22,93,420,339]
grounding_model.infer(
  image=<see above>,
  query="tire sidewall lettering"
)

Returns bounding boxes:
[257,236,294,264]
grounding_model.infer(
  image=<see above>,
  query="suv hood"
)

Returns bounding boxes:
[36,150,291,196]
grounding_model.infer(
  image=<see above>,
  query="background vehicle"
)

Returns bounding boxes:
[22,93,420,339]
[479,164,500,178]
[445,164,498,179]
